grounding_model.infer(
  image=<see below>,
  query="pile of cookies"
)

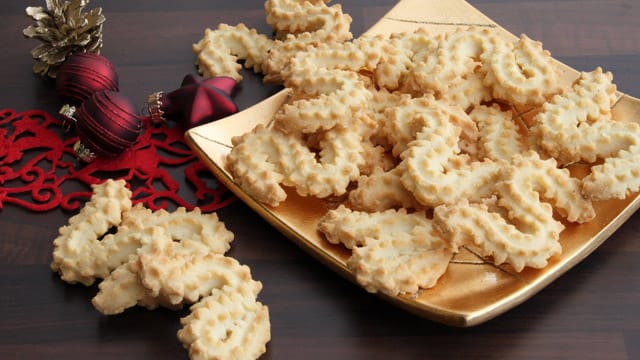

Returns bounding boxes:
[194,1,640,298]
[51,179,270,359]
[193,0,353,83]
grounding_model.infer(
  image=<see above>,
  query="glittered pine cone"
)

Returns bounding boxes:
[23,0,105,78]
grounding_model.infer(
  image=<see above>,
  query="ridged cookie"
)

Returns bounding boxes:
[178,285,270,360]
[51,179,132,286]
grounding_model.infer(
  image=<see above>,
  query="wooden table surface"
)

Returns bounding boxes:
[1,0,639,359]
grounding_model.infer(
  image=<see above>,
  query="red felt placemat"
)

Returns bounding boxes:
[0,108,235,212]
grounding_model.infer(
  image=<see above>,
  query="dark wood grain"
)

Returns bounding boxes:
[1,1,639,359]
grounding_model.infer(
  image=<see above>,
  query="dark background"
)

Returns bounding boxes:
[1,1,639,359]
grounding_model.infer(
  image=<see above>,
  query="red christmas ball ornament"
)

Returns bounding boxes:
[73,90,142,162]
[147,74,238,129]
[56,53,119,105]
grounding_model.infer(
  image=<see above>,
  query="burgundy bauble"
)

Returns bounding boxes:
[56,53,119,105]
[74,90,141,162]
[147,74,237,129]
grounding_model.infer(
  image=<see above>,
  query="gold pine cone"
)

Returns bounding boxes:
[23,0,105,78]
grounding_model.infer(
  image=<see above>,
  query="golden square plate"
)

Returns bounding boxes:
[185,0,640,326]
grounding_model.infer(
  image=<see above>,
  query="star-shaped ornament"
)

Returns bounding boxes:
[148,74,238,129]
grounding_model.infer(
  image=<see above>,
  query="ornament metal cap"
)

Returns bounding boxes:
[58,104,77,131]
[147,91,166,124]
[59,104,76,119]
[73,140,97,163]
